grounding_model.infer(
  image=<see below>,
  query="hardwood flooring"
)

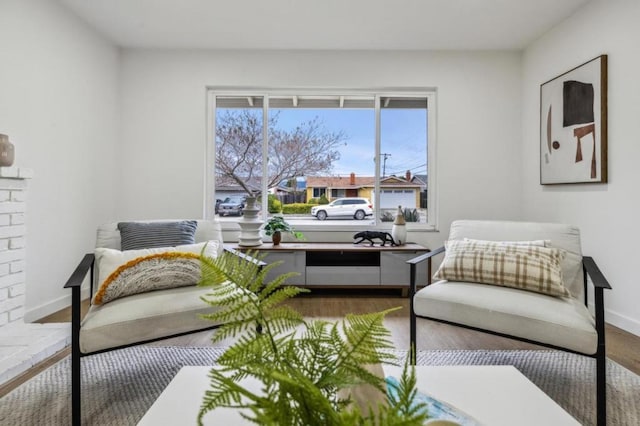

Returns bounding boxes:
[2,290,639,398]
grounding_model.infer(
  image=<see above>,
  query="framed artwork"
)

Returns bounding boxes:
[540,55,608,184]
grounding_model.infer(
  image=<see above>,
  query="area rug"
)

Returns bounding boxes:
[0,346,638,425]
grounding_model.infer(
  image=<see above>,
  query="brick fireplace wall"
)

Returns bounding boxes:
[0,167,33,327]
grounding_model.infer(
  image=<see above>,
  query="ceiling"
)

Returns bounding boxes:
[58,0,591,51]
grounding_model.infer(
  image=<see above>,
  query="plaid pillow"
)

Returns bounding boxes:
[433,240,570,297]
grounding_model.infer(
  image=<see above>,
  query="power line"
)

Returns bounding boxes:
[380,153,391,177]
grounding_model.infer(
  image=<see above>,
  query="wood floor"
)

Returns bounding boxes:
[2,290,639,397]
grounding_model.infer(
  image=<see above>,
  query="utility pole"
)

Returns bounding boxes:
[380,153,391,177]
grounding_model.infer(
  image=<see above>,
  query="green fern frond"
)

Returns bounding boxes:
[196,249,427,425]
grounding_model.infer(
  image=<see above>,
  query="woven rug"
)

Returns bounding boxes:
[1,347,638,425]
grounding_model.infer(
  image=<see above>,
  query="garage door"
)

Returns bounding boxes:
[380,190,415,209]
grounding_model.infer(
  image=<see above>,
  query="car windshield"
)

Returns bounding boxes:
[223,197,242,203]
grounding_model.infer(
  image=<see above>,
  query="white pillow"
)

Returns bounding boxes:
[92,241,219,305]
[463,238,551,247]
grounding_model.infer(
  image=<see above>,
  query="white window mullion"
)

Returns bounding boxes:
[261,95,269,220]
[426,91,438,231]
[205,92,216,219]
[374,95,381,225]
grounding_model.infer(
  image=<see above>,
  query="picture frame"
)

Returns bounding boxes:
[540,55,607,185]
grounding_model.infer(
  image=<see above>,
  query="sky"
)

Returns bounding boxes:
[217,106,428,179]
[275,108,427,178]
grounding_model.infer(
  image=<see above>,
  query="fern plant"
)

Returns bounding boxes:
[197,250,429,425]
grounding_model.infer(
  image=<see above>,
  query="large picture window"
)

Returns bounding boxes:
[206,89,436,230]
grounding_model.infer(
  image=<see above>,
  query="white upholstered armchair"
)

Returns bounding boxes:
[63,219,261,426]
[408,220,611,426]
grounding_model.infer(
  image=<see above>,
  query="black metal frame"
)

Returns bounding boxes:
[408,248,611,426]
[63,248,265,426]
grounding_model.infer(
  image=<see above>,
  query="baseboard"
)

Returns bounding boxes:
[606,308,640,337]
[24,287,90,323]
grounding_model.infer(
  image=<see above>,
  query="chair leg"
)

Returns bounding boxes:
[72,348,81,426]
[409,263,417,366]
[70,286,82,426]
[410,310,417,366]
[596,348,606,426]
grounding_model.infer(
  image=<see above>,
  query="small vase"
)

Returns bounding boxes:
[272,231,282,246]
[391,205,407,245]
[0,134,15,167]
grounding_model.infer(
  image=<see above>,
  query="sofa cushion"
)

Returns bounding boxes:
[80,285,224,354]
[118,220,198,250]
[414,281,597,354]
[93,241,219,305]
[433,240,570,297]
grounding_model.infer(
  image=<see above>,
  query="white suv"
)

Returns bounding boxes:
[310,197,373,221]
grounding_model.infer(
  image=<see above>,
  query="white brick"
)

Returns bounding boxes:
[0,294,24,312]
[0,190,10,202]
[9,237,25,249]
[9,284,24,297]
[0,225,25,239]
[0,287,7,301]
[0,239,8,251]
[0,178,27,190]
[0,248,25,264]
[0,168,19,178]
[0,312,8,326]
[0,202,25,214]
[0,272,25,289]
[10,191,26,202]
[0,263,9,277]
[0,214,10,226]
[10,260,24,273]
[10,213,25,225]
[9,307,23,322]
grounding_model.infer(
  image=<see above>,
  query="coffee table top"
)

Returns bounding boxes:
[138,365,579,425]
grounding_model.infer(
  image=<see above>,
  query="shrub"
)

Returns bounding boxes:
[268,194,282,214]
[318,194,330,205]
[307,198,319,205]
[282,203,313,214]
[403,208,420,222]
[380,211,395,222]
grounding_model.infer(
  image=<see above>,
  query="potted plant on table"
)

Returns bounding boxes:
[197,251,430,425]
[263,215,305,245]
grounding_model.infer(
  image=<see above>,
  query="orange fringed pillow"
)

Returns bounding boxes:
[92,241,219,305]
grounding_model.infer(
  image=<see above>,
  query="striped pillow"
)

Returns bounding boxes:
[118,220,198,251]
[433,240,570,297]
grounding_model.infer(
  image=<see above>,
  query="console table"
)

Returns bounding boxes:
[225,242,430,296]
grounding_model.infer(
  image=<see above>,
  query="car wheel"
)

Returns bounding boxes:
[354,210,365,220]
[317,210,327,221]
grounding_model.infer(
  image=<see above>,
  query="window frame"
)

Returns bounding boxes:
[205,88,438,232]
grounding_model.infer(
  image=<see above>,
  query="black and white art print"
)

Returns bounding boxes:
[540,55,608,184]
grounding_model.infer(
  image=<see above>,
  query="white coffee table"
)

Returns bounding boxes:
[138,365,580,425]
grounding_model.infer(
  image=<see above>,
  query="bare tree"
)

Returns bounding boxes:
[216,110,344,194]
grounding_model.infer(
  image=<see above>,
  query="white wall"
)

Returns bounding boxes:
[118,49,523,250]
[0,0,120,320]
[522,1,640,335]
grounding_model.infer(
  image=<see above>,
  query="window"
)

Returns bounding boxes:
[312,188,326,198]
[206,89,436,230]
